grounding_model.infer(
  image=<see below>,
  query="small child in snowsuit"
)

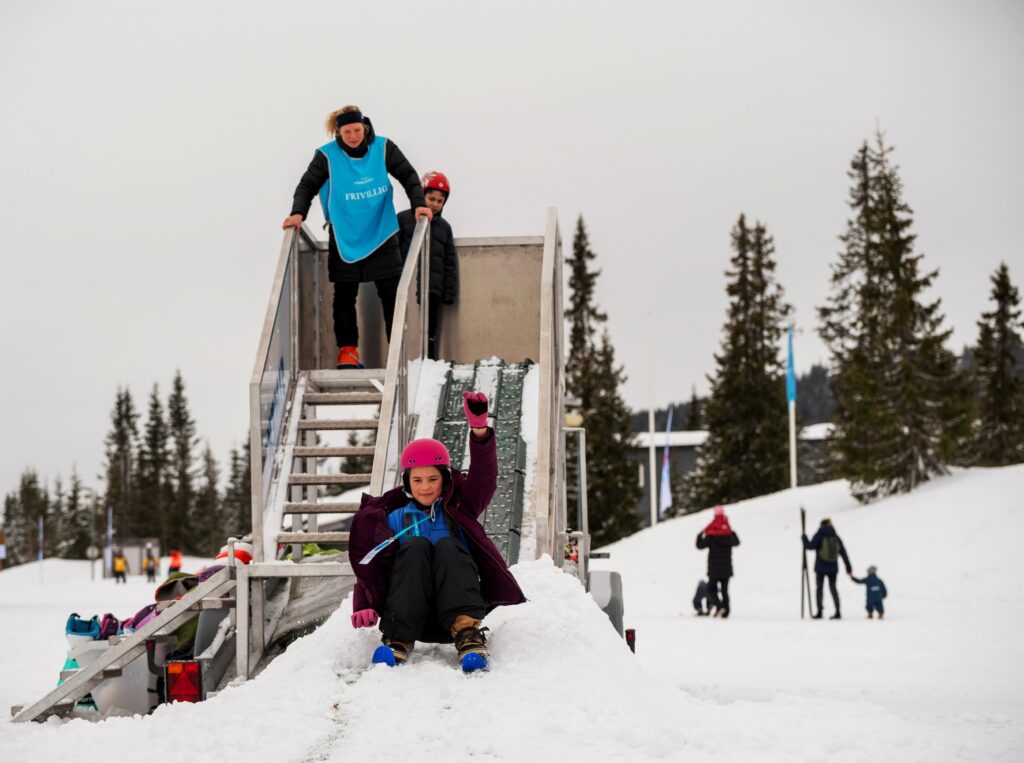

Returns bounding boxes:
[693,579,711,616]
[850,565,888,619]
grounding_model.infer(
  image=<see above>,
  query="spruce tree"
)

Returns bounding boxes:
[59,470,94,558]
[167,371,198,552]
[685,215,791,508]
[223,441,252,539]
[819,133,971,500]
[972,263,1024,465]
[685,386,702,430]
[4,470,50,565]
[193,443,223,555]
[137,385,171,546]
[564,217,641,545]
[103,387,139,543]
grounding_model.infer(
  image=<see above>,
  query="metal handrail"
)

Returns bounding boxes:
[370,217,431,494]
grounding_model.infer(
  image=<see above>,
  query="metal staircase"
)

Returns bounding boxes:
[277,369,384,555]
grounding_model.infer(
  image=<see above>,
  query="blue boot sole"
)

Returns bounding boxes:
[460,652,488,673]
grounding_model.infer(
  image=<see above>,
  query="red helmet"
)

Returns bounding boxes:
[421,171,451,197]
[400,438,451,470]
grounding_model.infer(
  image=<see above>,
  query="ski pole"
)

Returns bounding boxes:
[358,516,428,565]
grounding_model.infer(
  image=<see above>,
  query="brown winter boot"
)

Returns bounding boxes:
[451,614,489,668]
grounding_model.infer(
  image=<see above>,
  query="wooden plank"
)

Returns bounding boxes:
[276,531,350,544]
[282,502,360,514]
[288,473,371,486]
[304,392,383,404]
[297,419,379,431]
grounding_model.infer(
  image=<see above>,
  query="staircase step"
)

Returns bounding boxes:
[277,531,351,544]
[283,502,361,514]
[305,392,383,405]
[292,446,375,458]
[308,370,385,391]
[289,473,371,486]
[298,419,379,431]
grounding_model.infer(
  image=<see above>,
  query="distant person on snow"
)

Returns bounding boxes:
[850,565,887,619]
[803,518,852,620]
[696,506,740,618]
[168,549,183,575]
[348,392,526,672]
[112,549,129,584]
[283,105,431,370]
[143,542,158,583]
[692,579,711,616]
[397,171,459,361]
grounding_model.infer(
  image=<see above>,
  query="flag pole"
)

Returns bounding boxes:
[787,325,798,490]
[647,325,657,528]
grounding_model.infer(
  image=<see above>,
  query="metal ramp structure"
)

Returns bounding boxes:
[433,361,532,565]
[14,208,593,721]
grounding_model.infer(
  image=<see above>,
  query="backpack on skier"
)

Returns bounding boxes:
[819,534,840,564]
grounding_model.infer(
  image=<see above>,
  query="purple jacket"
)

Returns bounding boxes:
[348,428,526,615]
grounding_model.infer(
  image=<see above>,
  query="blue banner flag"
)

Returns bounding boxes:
[37,515,44,562]
[659,406,674,519]
[786,326,797,403]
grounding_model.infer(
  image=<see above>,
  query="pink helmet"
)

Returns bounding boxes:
[400,438,450,470]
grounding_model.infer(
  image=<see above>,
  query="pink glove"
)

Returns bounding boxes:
[463,391,489,428]
[351,608,378,629]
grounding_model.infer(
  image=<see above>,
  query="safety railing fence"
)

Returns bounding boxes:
[369,217,430,494]
[536,208,566,563]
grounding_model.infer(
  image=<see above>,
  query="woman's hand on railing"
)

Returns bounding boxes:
[282,213,303,230]
[414,206,433,221]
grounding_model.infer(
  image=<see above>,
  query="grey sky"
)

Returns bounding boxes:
[1,1,1022,494]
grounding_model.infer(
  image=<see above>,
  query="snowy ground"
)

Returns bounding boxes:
[1,467,1022,761]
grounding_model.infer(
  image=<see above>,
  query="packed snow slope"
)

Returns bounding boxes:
[1,467,1022,761]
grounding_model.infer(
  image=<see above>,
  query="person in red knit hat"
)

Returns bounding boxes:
[696,506,741,617]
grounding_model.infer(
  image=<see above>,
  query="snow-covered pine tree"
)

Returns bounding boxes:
[167,371,199,552]
[564,217,641,545]
[137,384,171,546]
[103,387,139,543]
[685,215,791,508]
[972,263,1024,465]
[819,133,970,501]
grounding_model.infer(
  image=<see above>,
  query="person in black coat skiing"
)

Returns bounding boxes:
[695,506,740,617]
[803,518,852,620]
[396,171,458,360]
[283,105,430,370]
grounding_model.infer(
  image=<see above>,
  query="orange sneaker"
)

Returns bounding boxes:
[337,346,364,369]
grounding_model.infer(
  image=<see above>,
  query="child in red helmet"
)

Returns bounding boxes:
[397,171,459,360]
[348,391,525,672]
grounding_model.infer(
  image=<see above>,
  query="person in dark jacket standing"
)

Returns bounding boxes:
[348,391,525,672]
[803,518,852,620]
[850,565,888,619]
[397,171,458,360]
[696,506,740,618]
[283,105,431,369]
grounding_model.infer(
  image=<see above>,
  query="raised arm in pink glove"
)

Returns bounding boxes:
[463,391,489,429]
[351,608,379,629]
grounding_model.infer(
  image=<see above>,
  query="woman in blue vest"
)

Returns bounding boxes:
[283,106,431,369]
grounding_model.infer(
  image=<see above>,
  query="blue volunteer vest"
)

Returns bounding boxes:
[317,136,398,263]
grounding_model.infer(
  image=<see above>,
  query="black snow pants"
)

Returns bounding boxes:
[709,577,730,614]
[380,536,486,644]
[332,277,401,349]
[816,571,840,615]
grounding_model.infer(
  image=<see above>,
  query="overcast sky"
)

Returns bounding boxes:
[1,0,1022,494]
